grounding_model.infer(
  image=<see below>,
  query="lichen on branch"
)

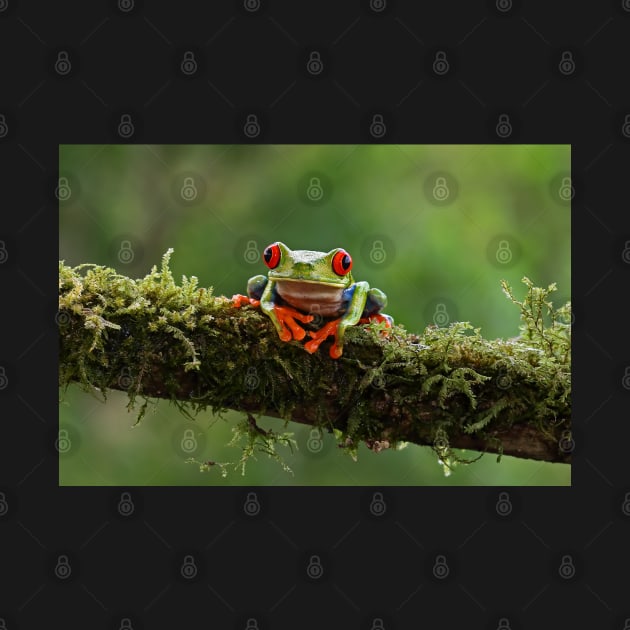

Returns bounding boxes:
[58,250,571,468]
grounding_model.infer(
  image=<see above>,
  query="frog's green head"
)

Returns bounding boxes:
[262,242,354,288]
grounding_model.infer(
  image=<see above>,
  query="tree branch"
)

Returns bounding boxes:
[58,252,572,465]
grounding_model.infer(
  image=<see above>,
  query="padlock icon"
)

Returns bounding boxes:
[369,491,387,516]
[244,366,260,390]
[56,429,72,454]
[558,176,574,202]
[495,491,512,516]
[307,428,323,453]
[118,0,134,12]
[0,114,8,138]
[495,114,512,138]
[558,51,575,75]
[621,241,630,265]
[371,372,386,389]
[370,114,386,138]
[244,492,260,516]
[306,51,323,75]
[244,0,261,11]
[243,240,260,263]
[621,492,630,516]
[117,366,133,389]
[432,176,449,201]
[118,114,134,138]
[496,618,511,630]
[0,365,7,389]
[622,366,630,390]
[433,303,449,327]
[181,555,197,579]
[370,240,387,264]
[119,618,134,630]
[558,554,575,579]
[55,554,72,579]
[558,430,574,453]
[622,114,630,139]
[243,114,260,138]
[565,308,574,326]
[54,305,74,326]
[117,491,135,516]
[495,0,512,12]
[496,371,511,390]
[306,177,324,201]
[371,619,385,630]
[306,555,323,579]
[180,429,197,453]
[181,51,197,75]
[309,303,323,327]
[433,50,449,75]
[0,491,8,517]
[0,242,7,265]
[433,434,445,455]
[55,176,72,201]
[495,240,512,264]
[118,240,134,264]
[432,554,449,579]
[180,176,198,201]
[245,619,259,630]
[55,51,71,75]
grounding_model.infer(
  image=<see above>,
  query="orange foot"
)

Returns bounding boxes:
[359,313,392,336]
[231,294,260,308]
[272,305,314,342]
[304,318,343,358]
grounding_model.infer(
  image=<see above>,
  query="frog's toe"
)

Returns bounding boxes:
[232,294,260,308]
[277,326,292,342]
[231,294,250,307]
[373,313,393,327]
[329,344,343,359]
[303,329,327,353]
[364,313,393,327]
[304,339,320,353]
[291,325,307,341]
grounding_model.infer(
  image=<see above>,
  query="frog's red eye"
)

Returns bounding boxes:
[332,250,352,276]
[263,243,281,269]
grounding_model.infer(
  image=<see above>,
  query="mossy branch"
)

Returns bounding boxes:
[58,250,571,466]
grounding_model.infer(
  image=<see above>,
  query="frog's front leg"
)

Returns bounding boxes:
[304,282,370,359]
[259,279,314,342]
[333,281,371,358]
[231,274,267,308]
[359,287,393,327]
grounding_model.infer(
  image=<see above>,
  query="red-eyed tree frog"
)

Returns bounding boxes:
[232,242,392,359]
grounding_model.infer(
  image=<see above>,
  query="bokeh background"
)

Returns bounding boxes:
[59,144,570,486]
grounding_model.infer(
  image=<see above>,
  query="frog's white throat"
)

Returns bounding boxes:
[275,280,346,317]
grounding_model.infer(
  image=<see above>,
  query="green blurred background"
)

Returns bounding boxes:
[59,144,570,486]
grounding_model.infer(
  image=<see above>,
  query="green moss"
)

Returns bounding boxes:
[187,413,297,477]
[328,278,570,469]
[59,251,571,475]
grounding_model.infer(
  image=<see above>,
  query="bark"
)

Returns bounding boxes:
[58,258,572,466]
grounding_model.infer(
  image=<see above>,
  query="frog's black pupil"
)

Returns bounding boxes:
[341,254,350,270]
[264,248,273,263]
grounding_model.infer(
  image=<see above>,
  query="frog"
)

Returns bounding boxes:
[232,242,392,359]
